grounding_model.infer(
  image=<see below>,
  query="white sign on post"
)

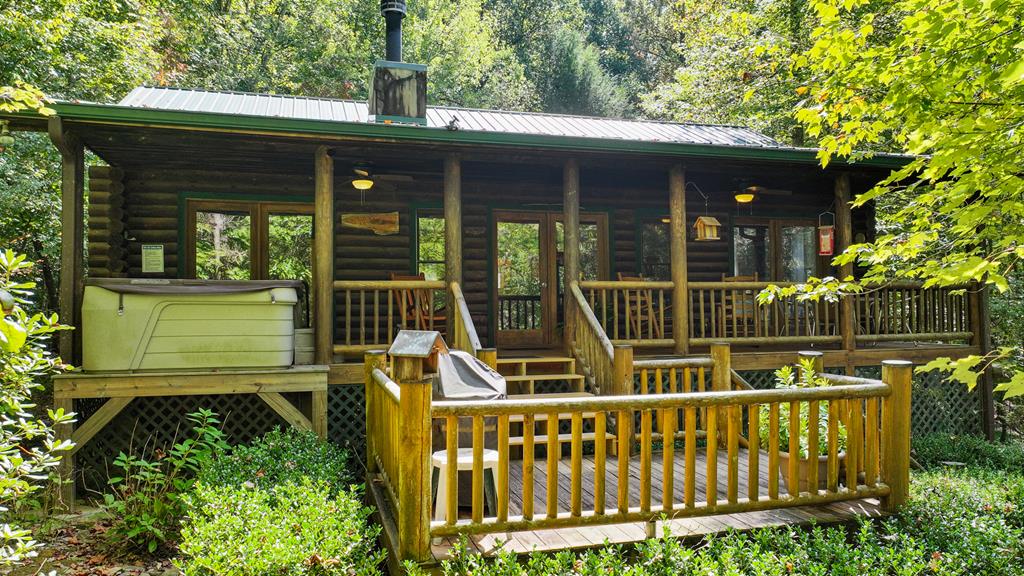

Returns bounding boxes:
[141,244,165,274]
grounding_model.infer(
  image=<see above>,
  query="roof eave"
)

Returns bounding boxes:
[8,102,911,169]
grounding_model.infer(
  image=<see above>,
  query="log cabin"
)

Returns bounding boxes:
[0,3,990,569]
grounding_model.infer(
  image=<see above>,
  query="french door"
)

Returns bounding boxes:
[493,210,608,348]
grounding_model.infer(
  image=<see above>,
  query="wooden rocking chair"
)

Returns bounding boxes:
[717,272,759,338]
[618,273,666,340]
[389,272,447,335]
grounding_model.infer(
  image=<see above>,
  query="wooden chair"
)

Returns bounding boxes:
[618,273,665,340]
[718,272,759,338]
[389,272,447,334]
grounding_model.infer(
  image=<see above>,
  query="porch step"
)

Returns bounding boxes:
[497,356,576,377]
[504,373,583,383]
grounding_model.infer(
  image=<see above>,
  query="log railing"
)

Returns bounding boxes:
[567,281,632,396]
[688,281,841,346]
[498,294,543,331]
[853,282,973,343]
[579,280,674,348]
[364,345,913,562]
[333,279,447,358]
[450,281,482,355]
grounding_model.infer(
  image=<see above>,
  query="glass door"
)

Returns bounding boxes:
[495,213,547,348]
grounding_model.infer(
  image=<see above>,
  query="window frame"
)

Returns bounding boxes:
[732,217,826,282]
[637,217,672,281]
[412,208,446,281]
[185,198,314,280]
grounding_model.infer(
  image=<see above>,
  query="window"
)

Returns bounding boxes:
[732,219,820,282]
[639,220,671,280]
[187,199,314,321]
[415,212,445,281]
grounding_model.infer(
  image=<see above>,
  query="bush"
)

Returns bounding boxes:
[197,427,351,492]
[178,479,382,576]
[102,409,228,554]
[913,433,1024,470]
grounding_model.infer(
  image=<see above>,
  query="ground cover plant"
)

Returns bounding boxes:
[176,427,383,576]
[419,435,1024,576]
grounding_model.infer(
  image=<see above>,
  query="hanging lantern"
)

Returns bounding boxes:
[694,216,721,241]
[818,211,835,256]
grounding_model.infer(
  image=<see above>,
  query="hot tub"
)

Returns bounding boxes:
[82,279,302,372]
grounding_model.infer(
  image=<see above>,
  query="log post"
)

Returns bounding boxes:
[880,359,912,512]
[54,394,75,510]
[393,353,432,562]
[613,344,634,455]
[476,347,497,370]
[798,350,825,374]
[669,164,689,355]
[971,284,995,439]
[444,155,463,339]
[364,350,387,474]
[314,146,335,365]
[834,173,855,370]
[563,159,581,351]
[48,117,85,364]
[710,343,731,446]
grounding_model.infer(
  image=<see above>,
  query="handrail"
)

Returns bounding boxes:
[432,383,891,416]
[633,357,714,370]
[578,279,673,345]
[333,279,446,290]
[372,368,401,402]
[731,369,755,391]
[579,280,675,290]
[450,281,482,354]
[570,281,614,359]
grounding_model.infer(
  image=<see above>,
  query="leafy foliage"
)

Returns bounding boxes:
[0,251,73,564]
[178,479,382,576]
[101,409,229,555]
[196,426,352,493]
[913,433,1024,470]
[758,359,847,458]
[794,0,1024,396]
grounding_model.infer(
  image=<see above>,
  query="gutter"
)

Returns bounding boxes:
[8,101,910,170]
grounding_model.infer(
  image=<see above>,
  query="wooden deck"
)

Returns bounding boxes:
[369,447,887,567]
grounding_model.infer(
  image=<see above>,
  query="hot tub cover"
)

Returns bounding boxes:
[435,350,507,400]
[86,278,304,295]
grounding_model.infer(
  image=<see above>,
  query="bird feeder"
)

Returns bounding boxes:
[694,216,721,242]
[818,212,835,256]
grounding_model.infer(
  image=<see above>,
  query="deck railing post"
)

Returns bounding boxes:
[880,359,912,512]
[710,343,731,446]
[364,350,387,474]
[393,354,432,562]
[477,347,498,370]
[613,344,634,454]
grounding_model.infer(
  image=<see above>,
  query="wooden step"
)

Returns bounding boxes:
[497,356,576,377]
[504,373,583,383]
[497,356,574,365]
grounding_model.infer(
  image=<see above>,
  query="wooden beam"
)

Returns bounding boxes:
[669,164,689,354]
[68,396,134,456]
[314,146,334,364]
[258,392,314,432]
[444,154,463,339]
[51,365,328,399]
[835,173,854,369]
[563,159,580,351]
[49,117,85,364]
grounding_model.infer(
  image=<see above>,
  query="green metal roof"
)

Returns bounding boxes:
[24,86,907,168]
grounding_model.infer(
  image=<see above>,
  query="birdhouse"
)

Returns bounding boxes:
[388,330,448,371]
[693,216,721,241]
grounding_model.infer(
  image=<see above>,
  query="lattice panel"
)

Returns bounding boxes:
[74,394,286,495]
[909,369,981,437]
[329,384,366,455]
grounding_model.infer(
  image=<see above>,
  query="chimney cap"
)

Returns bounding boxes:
[381,0,406,15]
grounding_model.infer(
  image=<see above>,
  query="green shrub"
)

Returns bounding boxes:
[102,409,228,554]
[197,426,351,492]
[758,360,847,457]
[913,433,1024,470]
[178,479,382,576]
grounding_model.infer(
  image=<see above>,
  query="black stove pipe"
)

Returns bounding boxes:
[381,1,407,62]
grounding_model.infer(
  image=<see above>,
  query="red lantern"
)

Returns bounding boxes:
[818,212,835,256]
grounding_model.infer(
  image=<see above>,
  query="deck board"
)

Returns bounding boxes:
[415,447,886,564]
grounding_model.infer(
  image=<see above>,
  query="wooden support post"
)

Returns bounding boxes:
[835,173,855,369]
[613,344,634,455]
[364,350,387,474]
[444,155,463,339]
[476,347,497,370]
[314,146,335,365]
[393,354,431,562]
[972,285,995,439]
[49,117,85,364]
[563,159,580,351]
[880,359,912,512]
[669,164,689,355]
[710,343,730,446]
[798,350,825,374]
[311,389,328,439]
